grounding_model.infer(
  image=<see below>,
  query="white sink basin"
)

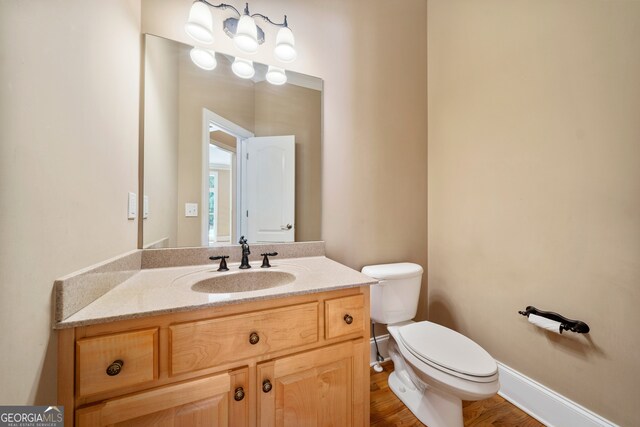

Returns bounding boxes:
[190,270,296,293]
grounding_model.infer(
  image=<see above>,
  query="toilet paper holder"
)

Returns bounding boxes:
[518,306,590,334]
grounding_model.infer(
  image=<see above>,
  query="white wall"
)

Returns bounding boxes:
[0,0,141,404]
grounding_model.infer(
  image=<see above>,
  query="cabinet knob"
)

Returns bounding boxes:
[249,332,260,345]
[234,387,245,401]
[262,379,272,393]
[106,359,124,376]
[344,314,353,325]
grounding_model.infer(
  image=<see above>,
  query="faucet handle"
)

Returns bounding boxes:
[239,236,247,245]
[209,255,230,272]
[260,252,278,268]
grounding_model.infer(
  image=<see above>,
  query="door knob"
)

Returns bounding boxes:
[281,224,293,230]
[344,314,353,325]
[234,387,245,401]
[262,379,272,393]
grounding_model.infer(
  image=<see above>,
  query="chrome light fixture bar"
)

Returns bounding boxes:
[185,1,297,67]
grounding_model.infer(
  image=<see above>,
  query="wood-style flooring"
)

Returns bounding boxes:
[370,362,545,426]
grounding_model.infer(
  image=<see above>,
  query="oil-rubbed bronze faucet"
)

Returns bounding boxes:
[239,236,251,269]
[209,255,229,271]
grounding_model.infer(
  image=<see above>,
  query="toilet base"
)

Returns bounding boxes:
[388,371,463,427]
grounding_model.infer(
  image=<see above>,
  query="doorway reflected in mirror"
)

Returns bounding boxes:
[142,34,322,248]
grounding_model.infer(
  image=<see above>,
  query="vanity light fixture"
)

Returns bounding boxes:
[185,1,297,63]
[265,66,287,85]
[274,26,296,62]
[185,1,215,44]
[231,57,255,79]
[190,47,218,70]
[234,11,259,54]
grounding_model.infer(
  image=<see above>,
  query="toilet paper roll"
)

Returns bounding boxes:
[528,313,563,334]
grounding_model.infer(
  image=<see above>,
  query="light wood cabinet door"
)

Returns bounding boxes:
[76,373,230,427]
[257,340,365,427]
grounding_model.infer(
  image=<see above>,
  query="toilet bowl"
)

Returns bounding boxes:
[363,263,500,427]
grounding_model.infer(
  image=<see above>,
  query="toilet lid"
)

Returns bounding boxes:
[398,321,497,378]
[361,263,423,280]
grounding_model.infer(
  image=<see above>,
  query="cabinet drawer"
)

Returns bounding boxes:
[325,294,365,339]
[76,328,158,397]
[75,372,230,426]
[170,302,319,376]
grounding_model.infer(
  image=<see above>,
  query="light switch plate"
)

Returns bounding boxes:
[143,195,149,219]
[127,192,137,220]
[185,203,198,217]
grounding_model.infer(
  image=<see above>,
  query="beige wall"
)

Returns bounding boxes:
[142,2,429,320]
[176,41,255,246]
[143,35,179,248]
[427,1,640,425]
[0,0,428,407]
[254,81,322,242]
[0,0,140,405]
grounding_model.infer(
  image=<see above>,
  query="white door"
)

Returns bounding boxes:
[243,136,295,242]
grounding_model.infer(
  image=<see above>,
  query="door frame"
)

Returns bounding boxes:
[201,108,254,246]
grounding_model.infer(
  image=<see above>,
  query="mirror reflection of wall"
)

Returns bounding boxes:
[142,34,322,248]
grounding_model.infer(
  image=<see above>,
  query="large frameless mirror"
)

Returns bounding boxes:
[142,34,322,248]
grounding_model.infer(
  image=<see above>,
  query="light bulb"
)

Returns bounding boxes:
[266,66,287,85]
[232,57,255,79]
[234,14,259,54]
[274,26,296,62]
[185,2,214,44]
[190,47,217,71]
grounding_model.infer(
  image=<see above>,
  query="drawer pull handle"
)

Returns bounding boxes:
[249,332,260,345]
[344,314,354,325]
[106,360,124,376]
[262,379,272,393]
[234,387,245,401]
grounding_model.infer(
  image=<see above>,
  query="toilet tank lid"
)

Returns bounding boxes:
[361,263,423,280]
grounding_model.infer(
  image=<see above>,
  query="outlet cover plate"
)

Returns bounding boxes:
[185,203,198,217]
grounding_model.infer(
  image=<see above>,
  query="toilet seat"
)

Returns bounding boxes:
[388,322,501,402]
[398,321,498,383]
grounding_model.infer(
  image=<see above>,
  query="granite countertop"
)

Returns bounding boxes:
[56,256,377,329]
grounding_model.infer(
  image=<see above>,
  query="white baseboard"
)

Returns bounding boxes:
[369,337,617,426]
[497,362,618,427]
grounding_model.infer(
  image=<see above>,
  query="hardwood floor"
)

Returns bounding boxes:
[370,362,544,426]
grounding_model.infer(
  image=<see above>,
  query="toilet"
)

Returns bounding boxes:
[363,263,500,427]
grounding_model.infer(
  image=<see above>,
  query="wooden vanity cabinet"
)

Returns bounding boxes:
[75,372,233,426]
[257,340,366,427]
[58,287,370,427]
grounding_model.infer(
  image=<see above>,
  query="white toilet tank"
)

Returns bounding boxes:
[362,263,424,325]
